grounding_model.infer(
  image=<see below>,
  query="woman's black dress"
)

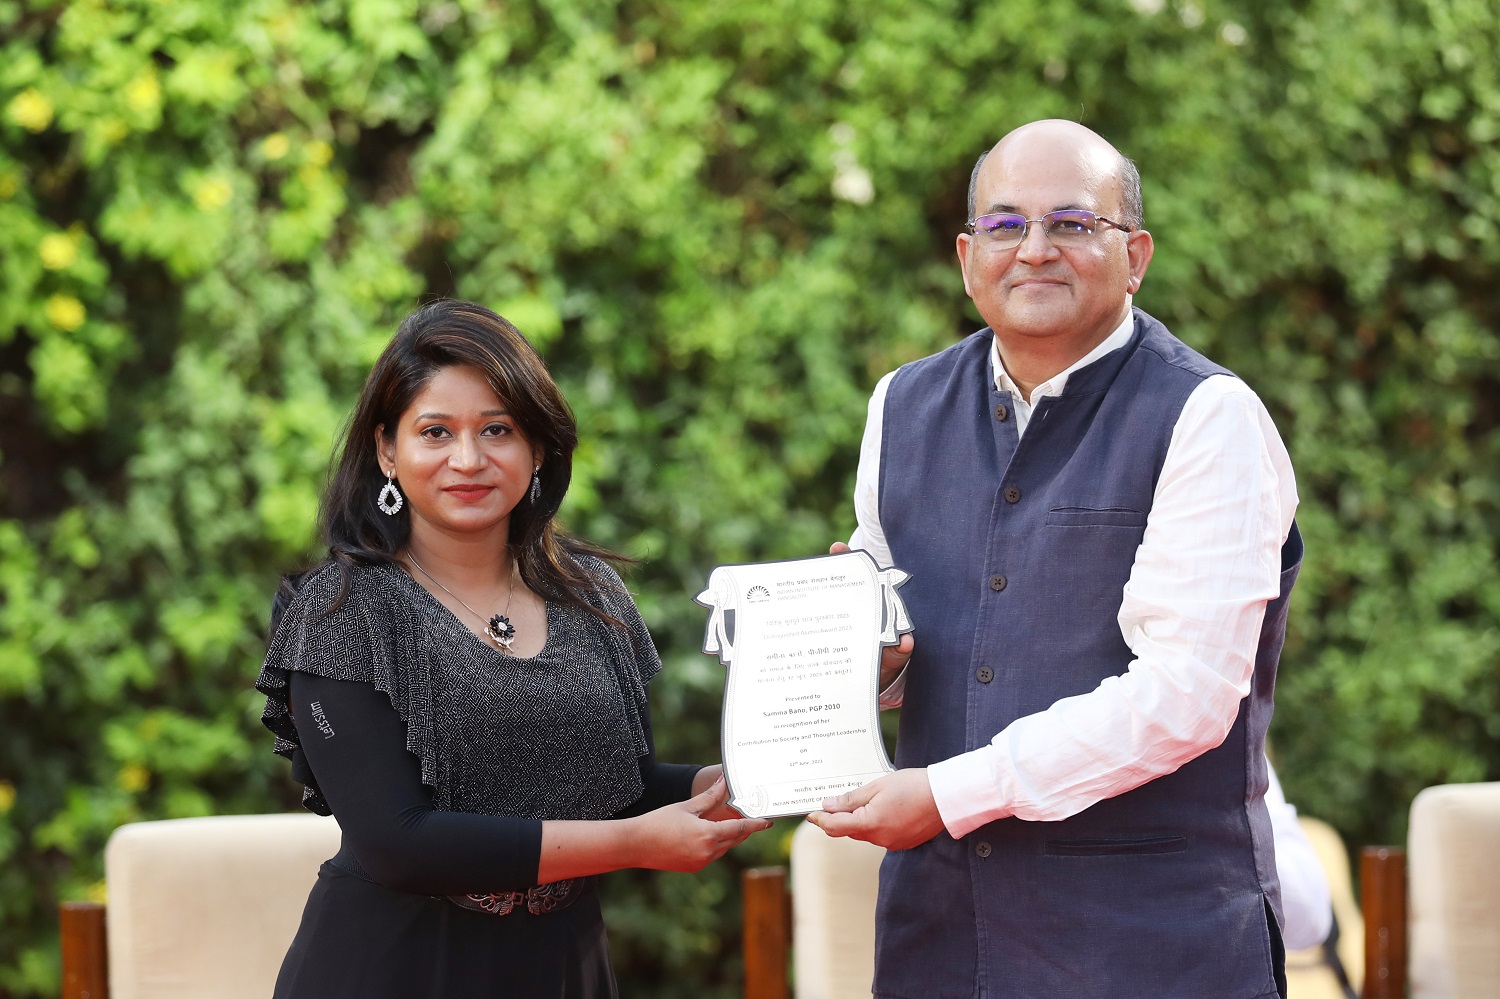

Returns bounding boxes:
[255,557,698,998]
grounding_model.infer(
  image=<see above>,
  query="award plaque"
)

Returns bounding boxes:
[695,549,912,819]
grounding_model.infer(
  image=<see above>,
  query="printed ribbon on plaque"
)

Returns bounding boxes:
[696,571,736,663]
[874,565,912,645]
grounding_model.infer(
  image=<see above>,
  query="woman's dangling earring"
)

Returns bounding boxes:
[377,470,404,516]
[529,465,542,504]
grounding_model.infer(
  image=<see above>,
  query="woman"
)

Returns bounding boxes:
[256,300,769,998]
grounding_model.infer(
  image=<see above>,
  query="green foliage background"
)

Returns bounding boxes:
[2,0,1497,994]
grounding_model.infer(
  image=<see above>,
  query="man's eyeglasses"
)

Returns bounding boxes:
[964,210,1134,249]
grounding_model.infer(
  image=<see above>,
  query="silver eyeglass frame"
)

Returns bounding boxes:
[964,210,1135,248]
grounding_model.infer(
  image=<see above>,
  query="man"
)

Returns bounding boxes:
[810,120,1302,998]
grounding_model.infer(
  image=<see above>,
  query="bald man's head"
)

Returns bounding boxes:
[954,118,1156,355]
[966,121,1142,230]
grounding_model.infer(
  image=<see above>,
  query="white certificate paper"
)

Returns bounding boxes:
[695,550,912,819]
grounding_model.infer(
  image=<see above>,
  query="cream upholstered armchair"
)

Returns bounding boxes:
[1355,780,1500,999]
[59,813,340,999]
[784,822,883,999]
[1405,781,1500,998]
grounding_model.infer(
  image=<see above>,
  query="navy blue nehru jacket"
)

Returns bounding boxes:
[871,308,1303,999]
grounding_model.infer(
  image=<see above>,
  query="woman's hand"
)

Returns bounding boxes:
[537,776,771,882]
[690,765,745,821]
[628,778,772,873]
[691,764,723,795]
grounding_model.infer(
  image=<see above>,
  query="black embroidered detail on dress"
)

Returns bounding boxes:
[449,877,589,917]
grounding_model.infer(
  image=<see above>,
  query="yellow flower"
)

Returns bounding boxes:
[39,232,78,270]
[305,139,334,167]
[45,294,87,331]
[118,763,151,793]
[6,88,54,132]
[261,132,291,161]
[0,172,17,200]
[191,176,233,211]
[0,781,15,813]
[86,880,108,905]
[124,70,160,113]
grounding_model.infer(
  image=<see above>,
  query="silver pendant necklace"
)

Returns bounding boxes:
[406,553,519,652]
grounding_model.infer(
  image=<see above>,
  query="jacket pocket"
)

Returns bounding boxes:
[1044,507,1148,528]
[1044,834,1188,856]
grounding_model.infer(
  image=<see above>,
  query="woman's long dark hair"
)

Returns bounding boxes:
[306,299,625,622]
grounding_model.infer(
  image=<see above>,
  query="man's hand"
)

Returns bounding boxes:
[828,541,915,688]
[806,769,945,851]
[877,632,914,690]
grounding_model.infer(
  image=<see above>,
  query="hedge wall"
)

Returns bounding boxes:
[2,0,1496,994]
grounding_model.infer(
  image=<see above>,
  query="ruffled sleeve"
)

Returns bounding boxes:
[255,561,439,815]
[573,555,661,759]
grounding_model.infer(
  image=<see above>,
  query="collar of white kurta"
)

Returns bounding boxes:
[990,300,1136,406]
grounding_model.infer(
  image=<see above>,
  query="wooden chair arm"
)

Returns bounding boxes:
[743,866,790,999]
[1360,846,1407,999]
[59,901,109,999]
